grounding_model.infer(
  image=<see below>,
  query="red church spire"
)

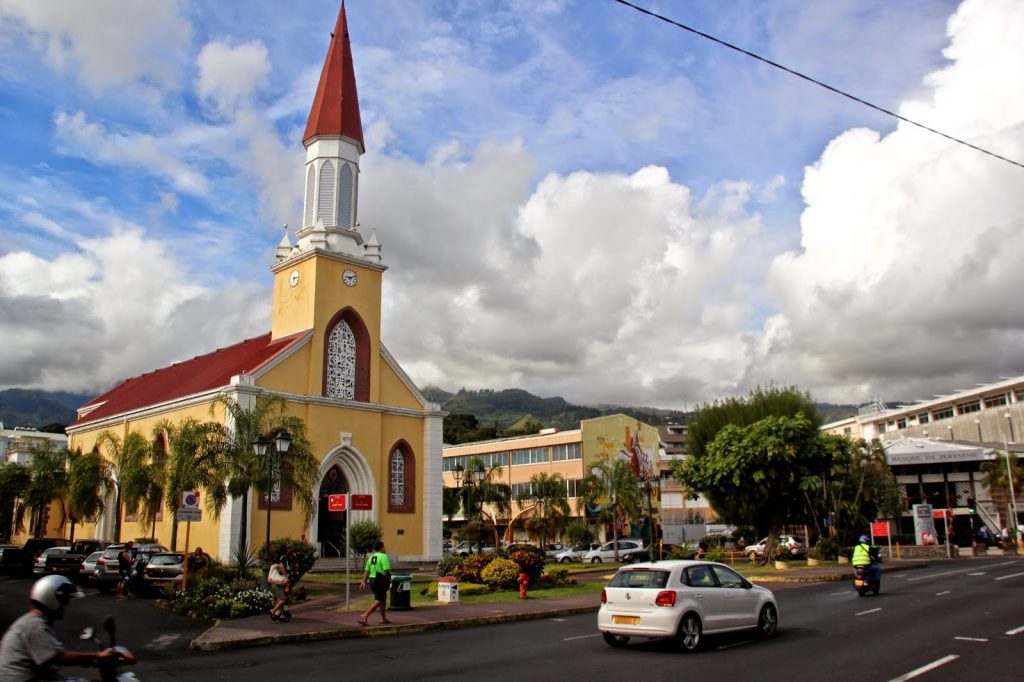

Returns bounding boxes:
[303,2,364,151]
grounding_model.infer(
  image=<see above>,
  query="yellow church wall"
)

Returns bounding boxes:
[257,343,312,395]
[378,357,427,411]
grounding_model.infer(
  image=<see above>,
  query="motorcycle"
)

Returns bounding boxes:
[853,562,881,597]
[77,616,139,682]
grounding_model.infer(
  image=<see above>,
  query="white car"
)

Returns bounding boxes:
[743,536,806,560]
[583,540,645,563]
[554,543,602,563]
[597,560,779,651]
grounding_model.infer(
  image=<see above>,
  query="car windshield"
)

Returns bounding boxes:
[149,555,183,566]
[86,552,102,562]
[608,569,670,589]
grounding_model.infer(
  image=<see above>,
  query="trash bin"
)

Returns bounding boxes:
[389,573,413,610]
[438,576,459,603]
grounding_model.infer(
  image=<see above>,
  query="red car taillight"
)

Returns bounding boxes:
[601,589,607,603]
[655,591,676,607]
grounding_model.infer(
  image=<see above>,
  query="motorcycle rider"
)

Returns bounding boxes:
[851,534,881,586]
[0,574,115,680]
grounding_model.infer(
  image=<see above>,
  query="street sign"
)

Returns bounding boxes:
[352,494,372,510]
[182,491,200,509]
[176,508,201,522]
[328,494,347,512]
[870,521,889,538]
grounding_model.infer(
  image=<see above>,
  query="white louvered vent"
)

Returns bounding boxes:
[304,165,315,227]
[337,163,353,228]
[318,160,335,226]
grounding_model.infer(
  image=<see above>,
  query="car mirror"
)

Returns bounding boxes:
[741,579,753,589]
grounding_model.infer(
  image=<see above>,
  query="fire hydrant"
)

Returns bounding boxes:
[518,572,529,599]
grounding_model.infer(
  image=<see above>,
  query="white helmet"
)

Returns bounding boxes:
[30,574,84,611]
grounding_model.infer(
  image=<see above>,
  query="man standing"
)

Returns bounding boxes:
[357,541,391,626]
[0,575,115,680]
[116,542,134,600]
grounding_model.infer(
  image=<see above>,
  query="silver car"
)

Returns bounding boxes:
[554,543,602,563]
[583,540,645,563]
[743,536,806,560]
[598,560,779,651]
[34,546,70,575]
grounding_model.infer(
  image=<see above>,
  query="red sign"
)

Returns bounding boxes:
[328,494,347,512]
[870,521,890,538]
[351,494,373,510]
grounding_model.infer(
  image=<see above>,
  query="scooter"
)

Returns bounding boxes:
[78,616,139,682]
[853,562,881,597]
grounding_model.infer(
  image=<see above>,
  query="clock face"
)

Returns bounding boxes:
[288,270,300,287]
[342,269,357,287]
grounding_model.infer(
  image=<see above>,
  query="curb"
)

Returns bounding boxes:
[189,605,599,652]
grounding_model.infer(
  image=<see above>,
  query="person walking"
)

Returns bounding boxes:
[268,555,290,623]
[358,541,391,626]
[116,542,134,600]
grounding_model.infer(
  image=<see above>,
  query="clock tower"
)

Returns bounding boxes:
[270,3,385,401]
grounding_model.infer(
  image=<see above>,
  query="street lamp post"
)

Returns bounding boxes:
[254,429,292,575]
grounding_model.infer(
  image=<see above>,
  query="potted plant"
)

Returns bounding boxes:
[773,543,793,569]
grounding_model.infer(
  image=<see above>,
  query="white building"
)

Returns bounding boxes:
[0,424,68,464]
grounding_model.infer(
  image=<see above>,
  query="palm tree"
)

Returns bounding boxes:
[67,450,112,543]
[459,457,512,551]
[163,417,226,551]
[0,462,31,539]
[589,458,642,561]
[210,394,319,559]
[515,472,570,547]
[95,430,151,542]
[23,443,70,538]
[981,449,1024,530]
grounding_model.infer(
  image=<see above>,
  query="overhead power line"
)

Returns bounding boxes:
[613,0,1024,171]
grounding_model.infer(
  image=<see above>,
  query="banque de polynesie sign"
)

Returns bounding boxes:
[885,439,993,466]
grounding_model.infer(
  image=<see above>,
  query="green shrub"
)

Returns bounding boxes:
[454,553,493,583]
[508,547,545,582]
[668,546,695,560]
[705,549,726,562]
[437,554,464,577]
[260,538,316,579]
[545,567,572,585]
[481,557,520,589]
[811,537,840,560]
[349,520,383,562]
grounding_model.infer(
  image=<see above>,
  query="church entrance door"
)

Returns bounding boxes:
[317,465,349,557]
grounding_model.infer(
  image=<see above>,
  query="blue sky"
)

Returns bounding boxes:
[2,0,1023,410]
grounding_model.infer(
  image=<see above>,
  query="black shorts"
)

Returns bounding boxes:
[371,575,389,602]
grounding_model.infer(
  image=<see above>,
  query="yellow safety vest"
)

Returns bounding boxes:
[852,543,873,566]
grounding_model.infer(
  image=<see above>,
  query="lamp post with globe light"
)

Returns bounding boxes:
[254,429,292,575]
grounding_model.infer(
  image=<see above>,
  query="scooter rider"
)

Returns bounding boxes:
[851,534,881,585]
[0,574,115,681]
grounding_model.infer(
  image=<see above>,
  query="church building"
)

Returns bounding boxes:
[64,4,444,562]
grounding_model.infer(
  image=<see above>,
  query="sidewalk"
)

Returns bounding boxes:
[189,559,934,652]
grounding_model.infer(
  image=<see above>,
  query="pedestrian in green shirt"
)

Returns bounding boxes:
[358,541,392,625]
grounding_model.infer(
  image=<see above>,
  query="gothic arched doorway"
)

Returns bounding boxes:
[317,465,349,557]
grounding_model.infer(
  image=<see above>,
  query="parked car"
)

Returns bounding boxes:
[44,539,107,578]
[0,538,70,577]
[598,560,779,650]
[94,543,167,592]
[554,543,602,563]
[453,541,496,557]
[79,551,103,584]
[542,543,567,560]
[743,536,806,561]
[623,543,686,564]
[34,546,71,574]
[143,552,186,589]
[583,540,645,563]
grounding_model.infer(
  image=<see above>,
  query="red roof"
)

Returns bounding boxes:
[73,332,307,426]
[303,3,364,150]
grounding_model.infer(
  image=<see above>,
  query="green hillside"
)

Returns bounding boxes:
[0,389,93,431]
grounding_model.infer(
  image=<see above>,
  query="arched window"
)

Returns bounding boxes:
[323,308,371,401]
[318,160,335,225]
[337,163,353,228]
[304,165,316,226]
[388,441,416,513]
[325,320,356,399]
[390,450,404,506]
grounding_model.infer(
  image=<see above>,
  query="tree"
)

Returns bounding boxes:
[23,443,70,538]
[678,413,830,564]
[515,472,571,547]
[442,486,463,523]
[587,457,645,560]
[67,450,112,543]
[980,449,1024,529]
[459,457,511,551]
[0,462,31,539]
[209,394,319,557]
[566,519,596,547]
[95,430,151,542]
[349,519,383,565]
[163,417,226,551]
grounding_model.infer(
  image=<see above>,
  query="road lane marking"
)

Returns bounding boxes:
[994,571,1024,581]
[935,591,950,596]
[967,572,986,576]
[856,607,882,616]
[830,591,849,596]
[954,636,988,642]
[550,618,566,622]
[888,655,959,682]
[716,639,754,650]
[564,633,601,641]
[907,566,989,582]
[1006,625,1024,636]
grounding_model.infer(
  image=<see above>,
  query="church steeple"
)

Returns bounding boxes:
[296,2,365,255]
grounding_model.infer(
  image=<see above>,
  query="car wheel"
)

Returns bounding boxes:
[591,557,602,564]
[757,604,778,637]
[676,614,702,652]
[602,632,630,648]
[560,557,571,564]
[748,551,758,562]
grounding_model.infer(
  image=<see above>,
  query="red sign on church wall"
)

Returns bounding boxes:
[351,494,373,510]
[328,494,347,512]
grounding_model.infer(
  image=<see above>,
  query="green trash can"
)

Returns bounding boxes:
[389,573,413,610]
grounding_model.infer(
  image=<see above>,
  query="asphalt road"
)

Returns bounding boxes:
[3,558,1022,681]
[0,572,207,673]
